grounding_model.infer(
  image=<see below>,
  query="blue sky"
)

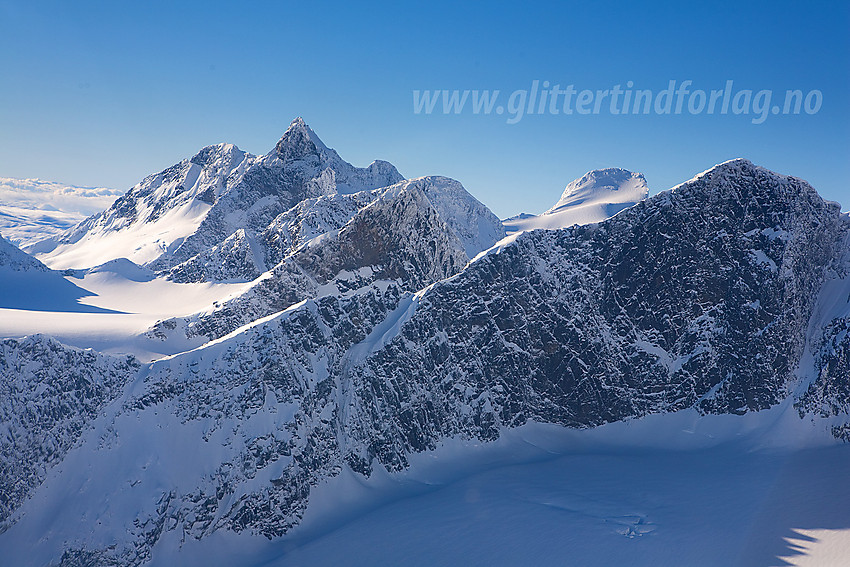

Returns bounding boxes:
[0,0,847,218]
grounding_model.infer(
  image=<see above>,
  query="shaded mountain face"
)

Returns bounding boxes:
[0,335,139,532]
[0,236,119,312]
[2,158,847,567]
[352,160,844,439]
[795,222,850,438]
[800,316,850,439]
[151,176,498,344]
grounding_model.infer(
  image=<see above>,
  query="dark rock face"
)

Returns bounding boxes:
[259,190,379,268]
[0,336,139,530]
[2,159,849,567]
[799,317,850,439]
[796,233,850,438]
[344,160,844,464]
[294,184,469,290]
[152,180,471,343]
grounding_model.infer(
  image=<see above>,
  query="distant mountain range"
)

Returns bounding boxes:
[0,119,847,566]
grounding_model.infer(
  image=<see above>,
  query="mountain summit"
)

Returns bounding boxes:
[26,119,407,271]
[548,167,648,215]
[274,116,329,162]
[23,119,503,290]
[504,167,648,233]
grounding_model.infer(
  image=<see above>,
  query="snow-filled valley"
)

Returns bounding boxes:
[0,268,250,360]
[4,405,848,567]
[0,119,848,567]
[267,413,850,567]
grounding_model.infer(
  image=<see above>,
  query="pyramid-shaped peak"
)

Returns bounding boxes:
[274,117,329,161]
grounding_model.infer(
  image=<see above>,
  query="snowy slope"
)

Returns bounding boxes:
[504,168,648,232]
[0,236,124,313]
[0,159,848,567]
[27,144,255,270]
[0,270,252,359]
[0,177,121,247]
[150,177,474,344]
[25,119,406,275]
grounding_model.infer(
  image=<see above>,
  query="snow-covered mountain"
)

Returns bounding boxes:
[0,177,121,247]
[151,176,499,344]
[504,168,648,233]
[26,119,503,288]
[26,143,257,270]
[0,234,49,273]
[26,118,408,272]
[0,155,848,566]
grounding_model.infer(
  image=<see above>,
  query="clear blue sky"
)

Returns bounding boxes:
[1,0,848,218]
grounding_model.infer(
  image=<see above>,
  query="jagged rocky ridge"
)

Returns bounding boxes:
[26,119,504,292]
[150,176,493,343]
[26,118,406,273]
[1,159,848,567]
